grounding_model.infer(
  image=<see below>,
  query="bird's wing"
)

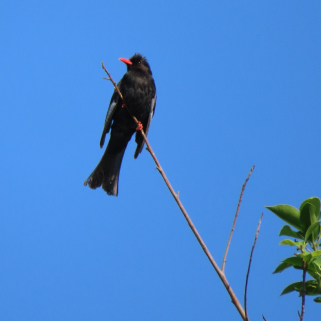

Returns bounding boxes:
[144,91,157,137]
[100,88,120,148]
[134,91,157,158]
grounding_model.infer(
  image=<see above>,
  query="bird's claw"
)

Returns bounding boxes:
[136,121,143,131]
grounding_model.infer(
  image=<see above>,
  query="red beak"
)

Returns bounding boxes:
[119,58,133,65]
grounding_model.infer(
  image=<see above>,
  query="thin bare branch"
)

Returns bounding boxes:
[262,315,268,321]
[102,62,124,100]
[101,62,249,321]
[222,166,255,272]
[299,260,306,321]
[244,213,263,320]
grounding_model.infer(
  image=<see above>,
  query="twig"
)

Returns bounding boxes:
[244,213,263,320]
[299,260,306,321]
[102,62,249,321]
[262,315,268,321]
[222,166,255,272]
[102,62,124,100]
[102,61,142,127]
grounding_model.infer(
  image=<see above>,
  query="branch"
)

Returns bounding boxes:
[244,213,263,320]
[102,61,142,127]
[102,62,124,100]
[101,62,249,321]
[299,260,306,321]
[222,166,255,272]
[262,315,268,321]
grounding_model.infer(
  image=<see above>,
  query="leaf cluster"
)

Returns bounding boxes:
[266,197,321,303]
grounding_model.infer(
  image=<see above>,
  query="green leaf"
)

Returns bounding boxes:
[305,281,320,296]
[279,240,305,248]
[279,225,304,240]
[289,255,321,277]
[273,262,291,274]
[266,205,301,231]
[300,197,321,221]
[311,250,321,257]
[281,281,303,295]
[297,251,311,258]
[300,203,317,234]
[282,280,319,296]
[296,252,313,264]
[306,261,321,277]
[283,256,305,268]
[316,279,321,294]
[312,256,321,266]
[305,222,321,242]
[314,297,321,303]
[307,269,321,279]
[279,239,295,246]
[279,239,304,247]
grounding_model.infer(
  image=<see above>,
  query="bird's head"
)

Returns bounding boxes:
[119,54,152,75]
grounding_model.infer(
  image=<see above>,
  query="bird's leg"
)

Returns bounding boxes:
[136,121,143,131]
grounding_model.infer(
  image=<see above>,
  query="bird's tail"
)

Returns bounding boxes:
[84,138,129,196]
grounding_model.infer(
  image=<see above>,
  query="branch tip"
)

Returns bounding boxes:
[222,166,255,272]
[244,213,263,320]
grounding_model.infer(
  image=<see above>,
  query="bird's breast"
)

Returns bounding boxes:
[121,74,155,120]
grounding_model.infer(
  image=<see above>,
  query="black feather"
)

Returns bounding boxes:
[84,54,156,196]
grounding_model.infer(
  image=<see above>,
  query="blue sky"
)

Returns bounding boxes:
[1,1,320,320]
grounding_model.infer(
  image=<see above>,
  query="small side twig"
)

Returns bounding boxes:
[244,213,263,321]
[102,62,124,100]
[262,315,268,321]
[101,62,249,321]
[222,165,255,272]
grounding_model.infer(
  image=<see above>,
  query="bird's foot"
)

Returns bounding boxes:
[136,121,143,131]
[122,103,126,108]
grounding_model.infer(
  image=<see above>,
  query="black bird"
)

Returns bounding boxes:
[84,54,157,196]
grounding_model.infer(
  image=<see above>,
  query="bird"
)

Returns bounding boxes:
[84,54,157,196]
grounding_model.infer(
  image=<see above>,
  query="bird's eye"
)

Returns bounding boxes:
[138,61,141,64]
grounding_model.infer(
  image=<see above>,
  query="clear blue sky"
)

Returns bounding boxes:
[1,1,320,320]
